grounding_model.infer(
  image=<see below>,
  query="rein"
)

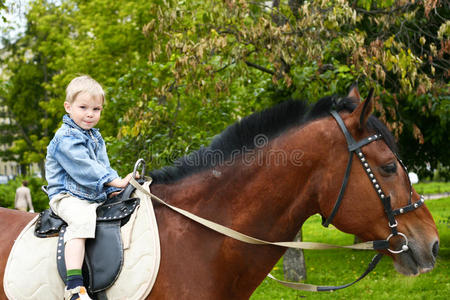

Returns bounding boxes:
[129,177,386,251]
[129,176,387,292]
[129,108,425,292]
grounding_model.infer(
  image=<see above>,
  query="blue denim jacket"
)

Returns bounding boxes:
[45,115,120,202]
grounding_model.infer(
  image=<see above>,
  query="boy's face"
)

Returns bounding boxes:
[64,92,103,130]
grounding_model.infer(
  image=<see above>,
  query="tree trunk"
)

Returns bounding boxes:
[283,229,306,281]
[38,159,46,179]
[20,164,27,176]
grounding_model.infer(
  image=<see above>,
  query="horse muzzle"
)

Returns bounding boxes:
[393,239,439,276]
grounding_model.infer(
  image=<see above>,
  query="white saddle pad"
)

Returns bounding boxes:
[3,181,160,300]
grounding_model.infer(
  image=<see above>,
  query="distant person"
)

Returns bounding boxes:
[14,180,34,212]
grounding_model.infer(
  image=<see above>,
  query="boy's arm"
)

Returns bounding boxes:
[54,135,118,192]
[106,172,134,189]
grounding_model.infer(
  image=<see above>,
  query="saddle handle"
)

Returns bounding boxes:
[41,185,49,195]
[133,158,146,179]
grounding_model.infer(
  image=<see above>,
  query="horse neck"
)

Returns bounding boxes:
[154,129,324,236]
[150,122,325,295]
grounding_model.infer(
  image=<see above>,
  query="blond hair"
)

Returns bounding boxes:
[65,75,105,104]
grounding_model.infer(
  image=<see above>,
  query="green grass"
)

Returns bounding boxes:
[251,197,450,299]
[413,181,450,195]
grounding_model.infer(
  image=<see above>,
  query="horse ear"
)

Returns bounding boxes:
[347,83,361,103]
[351,88,374,129]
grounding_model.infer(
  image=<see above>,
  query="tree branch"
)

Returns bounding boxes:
[244,60,275,75]
[355,3,416,15]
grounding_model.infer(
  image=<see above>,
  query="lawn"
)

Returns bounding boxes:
[251,197,450,299]
[413,182,450,195]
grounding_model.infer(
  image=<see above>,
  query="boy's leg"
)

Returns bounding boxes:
[65,238,91,300]
[50,194,98,300]
[65,238,86,269]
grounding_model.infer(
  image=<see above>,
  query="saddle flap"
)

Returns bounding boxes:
[35,209,65,237]
[57,221,124,293]
[86,221,124,292]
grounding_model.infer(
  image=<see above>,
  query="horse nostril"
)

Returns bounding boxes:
[432,241,439,258]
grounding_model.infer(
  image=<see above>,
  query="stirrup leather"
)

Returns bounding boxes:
[64,286,92,300]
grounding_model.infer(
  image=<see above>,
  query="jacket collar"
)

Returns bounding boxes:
[63,114,99,135]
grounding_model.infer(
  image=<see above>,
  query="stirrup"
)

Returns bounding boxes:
[64,286,92,300]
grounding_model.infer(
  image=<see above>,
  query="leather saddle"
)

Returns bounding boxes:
[34,183,141,297]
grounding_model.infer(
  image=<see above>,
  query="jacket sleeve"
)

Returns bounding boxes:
[53,134,119,193]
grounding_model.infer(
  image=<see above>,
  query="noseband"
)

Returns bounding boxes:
[323,110,425,254]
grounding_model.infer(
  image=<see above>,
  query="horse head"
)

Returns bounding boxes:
[143,86,439,298]
[316,86,439,276]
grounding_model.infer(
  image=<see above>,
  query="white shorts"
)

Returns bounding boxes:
[49,193,101,243]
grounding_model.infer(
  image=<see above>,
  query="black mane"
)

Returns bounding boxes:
[150,95,397,184]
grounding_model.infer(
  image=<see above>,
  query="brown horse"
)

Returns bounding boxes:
[0,87,439,299]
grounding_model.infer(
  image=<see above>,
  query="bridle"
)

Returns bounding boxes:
[323,110,425,254]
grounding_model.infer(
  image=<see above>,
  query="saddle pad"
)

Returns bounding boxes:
[4,181,161,300]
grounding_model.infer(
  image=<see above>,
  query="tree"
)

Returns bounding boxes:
[126,0,448,282]
[1,0,156,175]
[127,0,449,177]
[2,0,447,177]
[0,0,70,177]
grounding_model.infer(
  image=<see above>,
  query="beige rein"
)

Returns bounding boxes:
[129,177,384,291]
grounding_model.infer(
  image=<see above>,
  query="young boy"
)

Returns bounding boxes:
[45,75,134,300]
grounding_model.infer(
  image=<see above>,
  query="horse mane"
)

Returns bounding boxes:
[150,95,397,184]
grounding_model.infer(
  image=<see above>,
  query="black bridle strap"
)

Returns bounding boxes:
[323,111,382,227]
[330,111,357,148]
[268,253,384,292]
[381,196,398,235]
[317,253,383,291]
[393,197,424,215]
[322,111,356,227]
[322,151,353,227]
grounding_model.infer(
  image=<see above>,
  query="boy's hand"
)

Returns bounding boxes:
[107,172,140,195]
[107,172,136,198]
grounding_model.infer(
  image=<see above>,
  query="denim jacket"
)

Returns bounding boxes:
[45,115,120,202]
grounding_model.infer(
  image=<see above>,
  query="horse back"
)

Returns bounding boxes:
[0,207,36,300]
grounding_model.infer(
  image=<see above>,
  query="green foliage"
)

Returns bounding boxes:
[111,0,449,174]
[0,176,49,212]
[0,182,15,209]
[0,0,448,178]
[251,197,450,299]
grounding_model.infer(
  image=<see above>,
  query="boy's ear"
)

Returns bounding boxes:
[351,88,374,129]
[64,101,71,113]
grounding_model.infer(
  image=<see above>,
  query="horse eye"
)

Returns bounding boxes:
[381,162,397,174]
